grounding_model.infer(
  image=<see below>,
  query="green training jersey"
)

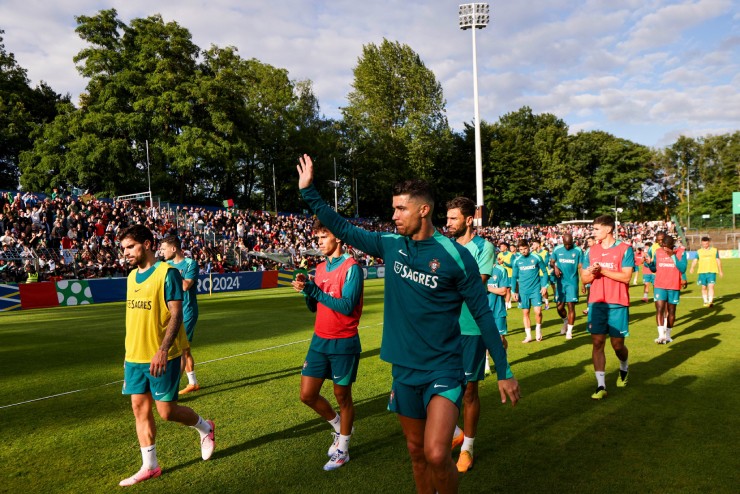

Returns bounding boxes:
[487,264,510,319]
[458,235,495,336]
[551,245,582,287]
[167,257,199,323]
[301,185,512,381]
[511,252,548,294]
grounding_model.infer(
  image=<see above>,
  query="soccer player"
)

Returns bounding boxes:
[551,233,582,340]
[632,247,644,285]
[160,236,201,394]
[689,236,723,307]
[580,215,634,400]
[641,242,655,302]
[118,225,215,487]
[644,235,687,344]
[297,154,519,493]
[487,263,510,353]
[291,220,363,471]
[445,197,496,473]
[530,239,551,310]
[496,242,513,309]
[581,236,595,315]
[511,239,549,343]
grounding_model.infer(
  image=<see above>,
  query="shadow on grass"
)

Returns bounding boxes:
[179,392,391,468]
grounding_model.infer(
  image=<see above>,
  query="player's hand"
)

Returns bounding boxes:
[150,350,168,377]
[540,287,548,297]
[498,378,520,406]
[512,292,519,302]
[297,154,314,189]
[291,278,306,292]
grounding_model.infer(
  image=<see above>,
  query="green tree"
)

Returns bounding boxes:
[0,30,68,188]
[341,39,452,216]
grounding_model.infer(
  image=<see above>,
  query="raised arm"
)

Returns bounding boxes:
[297,155,384,258]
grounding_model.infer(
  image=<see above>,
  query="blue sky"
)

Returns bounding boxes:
[1,0,738,148]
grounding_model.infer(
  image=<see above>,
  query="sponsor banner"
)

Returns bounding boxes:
[56,280,94,306]
[719,250,739,259]
[361,265,385,280]
[261,270,278,289]
[19,282,59,309]
[88,278,128,303]
[196,272,264,294]
[0,284,21,311]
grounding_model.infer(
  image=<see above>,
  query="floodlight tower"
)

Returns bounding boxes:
[459,3,490,226]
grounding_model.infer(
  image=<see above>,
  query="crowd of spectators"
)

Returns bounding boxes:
[0,187,673,284]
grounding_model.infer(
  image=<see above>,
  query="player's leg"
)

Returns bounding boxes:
[457,382,479,473]
[610,336,629,383]
[565,301,576,339]
[152,358,215,460]
[589,305,608,399]
[521,306,532,343]
[300,375,335,420]
[533,305,543,340]
[423,396,460,493]
[179,319,199,394]
[654,296,667,343]
[120,392,162,487]
[665,300,677,343]
[707,277,716,306]
[398,415,433,493]
[324,352,359,469]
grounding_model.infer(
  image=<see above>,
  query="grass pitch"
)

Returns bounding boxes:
[1,261,739,493]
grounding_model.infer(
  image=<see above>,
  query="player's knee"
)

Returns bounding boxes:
[424,444,450,469]
[333,388,352,408]
[299,389,318,406]
[405,439,425,463]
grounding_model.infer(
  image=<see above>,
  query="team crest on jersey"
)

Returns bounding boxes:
[429,259,441,273]
[303,361,308,369]
[492,275,498,281]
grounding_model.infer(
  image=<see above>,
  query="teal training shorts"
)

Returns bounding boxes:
[587,303,629,338]
[302,348,359,387]
[654,288,680,305]
[184,317,197,342]
[123,358,181,402]
[697,273,717,286]
[388,376,463,419]
[643,274,655,284]
[494,316,508,336]
[555,283,579,303]
[518,291,543,310]
[460,335,486,384]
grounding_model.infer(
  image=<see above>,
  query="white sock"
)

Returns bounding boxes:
[703,294,708,303]
[192,416,212,437]
[663,317,668,327]
[454,425,463,438]
[484,357,491,373]
[524,328,532,339]
[187,371,198,386]
[329,413,341,433]
[461,436,475,454]
[619,359,629,372]
[666,327,672,340]
[535,324,542,338]
[566,324,573,334]
[338,434,351,452]
[562,318,568,324]
[658,326,666,340]
[595,371,606,388]
[141,444,158,469]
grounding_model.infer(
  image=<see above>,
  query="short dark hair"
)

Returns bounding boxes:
[160,235,182,250]
[517,239,529,248]
[392,179,434,212]
[701,236,711,242]
[663,235,675,249]
[499,241,509,248]
[118,224,154,247]
[445,197,475,218]
[312,218,329,233]
[593,215,615,232]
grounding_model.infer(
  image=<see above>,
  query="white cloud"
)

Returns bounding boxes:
[0,0,737,148]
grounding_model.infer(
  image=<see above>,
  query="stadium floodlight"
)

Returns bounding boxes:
[458,3,490,226]
[612,207,623,238]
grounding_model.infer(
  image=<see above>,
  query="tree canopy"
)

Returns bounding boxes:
[2,12,738,225]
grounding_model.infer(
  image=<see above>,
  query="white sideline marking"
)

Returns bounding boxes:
[0,322,383,410]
